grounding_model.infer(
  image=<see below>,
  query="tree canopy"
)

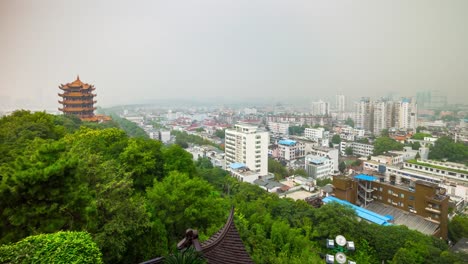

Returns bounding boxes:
[0,111,464,264]
[373,136,404,155]
[429,137,468,165]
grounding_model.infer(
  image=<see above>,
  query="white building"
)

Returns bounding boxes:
[336,94,346,113]
[225,123,269,176]
[398,98,418,131]
[340,141,374,157]
[355,97,372,131]
[159,130,171,143]
[305,155,334,180]
[277,139,305,161]
[311,100,330,116]
[268,122,289,136]
[309,146,339,172]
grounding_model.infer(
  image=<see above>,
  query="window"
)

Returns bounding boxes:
[400,193,404,198]
[388,190,393,194]
[409,195,414,201]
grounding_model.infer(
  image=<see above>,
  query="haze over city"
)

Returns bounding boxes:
[1,0,467,110]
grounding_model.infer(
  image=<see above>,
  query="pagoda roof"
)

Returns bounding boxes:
[199,208,253,264]
[60,75,94,90]
[141,207,253,264]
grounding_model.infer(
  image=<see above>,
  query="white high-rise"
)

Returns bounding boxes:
[355,97,372,131]
[336,94,346,112]
[311,100,330,116]
[398,98,418,131]
[224,123,269,175]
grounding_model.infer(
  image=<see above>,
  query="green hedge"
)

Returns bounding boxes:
[0,231,103,264]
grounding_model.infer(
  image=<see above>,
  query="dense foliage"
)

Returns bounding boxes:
[0,111,465,264]
[171,130,221,150]
[373,136,404,155]
[109,114,149,138]
[288,125,309,136]
[411,132,432,140]
[0,231,102,264]
[429,137,468,165]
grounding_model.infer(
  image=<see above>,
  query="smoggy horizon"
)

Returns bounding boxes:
[1,0,467,111]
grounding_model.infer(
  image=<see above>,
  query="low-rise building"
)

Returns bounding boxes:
[340,141,374,157]
[403,160,468,183]
[227,162,261,183]
[333,174,449,239]
[278,139,306,161]
[309,146,339,172]
[268,122,289,136]
[305,155,334,180]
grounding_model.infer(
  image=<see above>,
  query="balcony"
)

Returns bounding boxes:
[425,217,440,224]
[425,207,441,214]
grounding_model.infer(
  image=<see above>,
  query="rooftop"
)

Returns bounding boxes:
[354,174,378,181]
[322,196,392,226]
[366,202,439,236]
[278,139,297,146]
[229,162,246,170]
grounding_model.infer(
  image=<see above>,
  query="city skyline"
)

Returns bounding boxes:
[1,0,467,110]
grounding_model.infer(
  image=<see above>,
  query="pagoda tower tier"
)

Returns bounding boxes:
[58,76,98,119]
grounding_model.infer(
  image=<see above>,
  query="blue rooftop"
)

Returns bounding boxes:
[229,162,246,170]
[354,174,378,181]
[278,139,297,146]
[322,196,392,226]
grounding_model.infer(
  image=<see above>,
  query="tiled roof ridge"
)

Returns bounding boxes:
[200,207,235,252]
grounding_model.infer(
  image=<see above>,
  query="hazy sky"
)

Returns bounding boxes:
[1,0,467,110]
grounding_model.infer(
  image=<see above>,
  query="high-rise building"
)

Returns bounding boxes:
[58,76,97,121]
[224,123,269,175]
[336,94,346,113]
[398,98,418,131]
[355,97,372,132]
[311,100,330,116]
[373,100,387,135]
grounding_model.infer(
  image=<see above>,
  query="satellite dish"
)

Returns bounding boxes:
[335,252,347,264]
[335,235,347,247]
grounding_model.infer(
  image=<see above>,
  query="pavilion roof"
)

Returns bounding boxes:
[141,207,253,264]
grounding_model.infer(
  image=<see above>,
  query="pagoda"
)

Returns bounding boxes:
[58,76,104,122]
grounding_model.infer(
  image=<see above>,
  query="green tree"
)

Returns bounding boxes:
[411,141,421,150]
[164,144,197,177]
[146,171,229,246]
[339,161,346,173]
[0,231,103,264]
[448,215,468,243]
[268,158,288,180]
[373,137,404,155]
[119,138,165,191]
[429,137,468,164]
[331,134,341,144]
[345,117,355,128]
[411,133,432,140]
[345,146,353,156]
[214,129,226,139]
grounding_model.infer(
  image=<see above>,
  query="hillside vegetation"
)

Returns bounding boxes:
[0,111,466,263]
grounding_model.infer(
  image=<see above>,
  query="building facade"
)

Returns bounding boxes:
[305,155,334,179]
[398,98,418,131]
[277,139,305,161]
[311,100,330,116]
[340,141,375,157]
[225,124,269,175]
[355,97,372,131]
[333,175,449,239]
[309,146,339,172]
[336,94,346,113]
[268,122,289,136]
